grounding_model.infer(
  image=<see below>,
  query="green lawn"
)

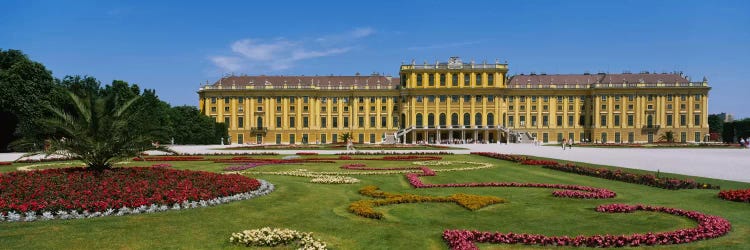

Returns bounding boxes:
[1,155,748,249]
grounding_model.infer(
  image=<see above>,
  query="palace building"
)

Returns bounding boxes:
[198,57,710,145]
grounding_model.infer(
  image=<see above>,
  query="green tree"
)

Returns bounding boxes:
[339,132,352,144]
[659,131,675,143]
[168,106,226,144]
[708,114,723,134]
[0,49,54,151]
[30,90,171,170]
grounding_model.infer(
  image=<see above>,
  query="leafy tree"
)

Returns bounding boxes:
[0,49,54,151]
[168,106,226,144]
[708,114,723,134]
[29,89,171,170]
[659,131,675,143]
[339,132,352,144]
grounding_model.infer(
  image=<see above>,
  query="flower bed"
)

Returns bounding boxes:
[349,186,505,219]
[472,152,719,190]
[443,203,731,249]
[718,188,750,202]
[0,167,274,222]
[406,166,616,199]
[133,156,206,161]
[543,163,719,190]
[230,227,327,249]
[335,151,454,155]
[0,162,11,166]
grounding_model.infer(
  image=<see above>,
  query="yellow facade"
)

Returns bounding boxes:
[198,57,710,145]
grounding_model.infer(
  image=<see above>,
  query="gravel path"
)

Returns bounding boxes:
[2,144,748,183]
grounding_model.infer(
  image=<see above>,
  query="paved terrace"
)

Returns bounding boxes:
[2,144,748,183]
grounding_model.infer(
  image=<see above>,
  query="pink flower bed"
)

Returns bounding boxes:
[521,159,559,166]
[0,167,261,214]
[133,156,206,161]
[443,204,731,249]
[718,188,750,202]
[0,162,11,166]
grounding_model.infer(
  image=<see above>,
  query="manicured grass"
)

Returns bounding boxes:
[1,154,748,249]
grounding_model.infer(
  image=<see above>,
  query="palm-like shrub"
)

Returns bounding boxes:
[659,131,675,143]
[33,90,171,170]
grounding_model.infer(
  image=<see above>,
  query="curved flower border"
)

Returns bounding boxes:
[0,180,275,222]
[443,203,731,249]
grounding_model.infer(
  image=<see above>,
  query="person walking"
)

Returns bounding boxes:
[561,138,567,150]
[741,138,746,148]
[567,138,573,149]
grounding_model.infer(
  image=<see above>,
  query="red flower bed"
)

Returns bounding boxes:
[471,152,527,162]
[718,189,750,202]
[0,162,11,166]
[472,152,719,190]
[521,159,560,166]
[0,167,260,214]
[443,204,731,249]
[133,156,206,161]
[405,166,615,199]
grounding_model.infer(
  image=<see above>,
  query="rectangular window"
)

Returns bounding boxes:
[238,97,244,103]
[289,117,296,128]
[428,95,435,102]
[647,95,654,101]
[464,95,471,102]
[615,132,621,143]
[289,97,296,103]
[694,104,700,110]
[695,94,701,101]
[303,96,309,103]
[416,75,423,86]
[543,116,549,126]
[531,116,537,126]
[332,116,338,128]
[276,117,282,128]
[275,134,281,144]
[439,95,447,102]
[543,96,549,102]
[224,116,230,125]
[614,115,620,126]
[568,115,574,127]
[694,114,701,126]
[321,117,327,128]
[476,73,482,85]
[475,95,482,102]
[452,74,458,86]
[302,134,308,144]
[556,116,563,126]
[681,95,687,101]
[393,116,398,128]
[358,133,364,143]
[332,133,338,143]
[321,134,327,144]
[428,74,434,86]
[370,116,376,127]
[667,95,672,101]
[531,96,537,102]
[211,107,216,112]
[557,133,563,142]
[370,133,376,143]
[381,116,387,127]
[680,114,686,126]
[487,74,494,86]
[601,95,607,101]
[224,97,230,103]
[358,117,364,128]
[289,134,295,144]
[681,132,686,142]
[451,95,459,102]
[614,95,621,101]
[416,96,423,102]
[238,117,244,128]
[601,133,608,143]
[695,132,701,142]
[488,95,495,102]
[601,104,607,110]
[628,95,634,101]
[343,117,349,128]
[628,132,634,143]
[508,116,515,127]
[569,133,575,142]
[667,114,673,126]
[225,106,230,112]
[439,74,446,86]
[627,114,634,126]
[303,117,309,128]
[667,104,673,110]
[464,73,470,86]
[600,115,607,127]
[211,97,217,104]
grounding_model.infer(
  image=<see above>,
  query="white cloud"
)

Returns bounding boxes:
[211,28,374,73]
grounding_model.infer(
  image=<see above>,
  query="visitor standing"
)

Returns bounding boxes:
[561,138,567,150]
[741,138,746,148]
[567,138,573,149]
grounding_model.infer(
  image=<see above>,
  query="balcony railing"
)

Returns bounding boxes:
[250,127,268,135]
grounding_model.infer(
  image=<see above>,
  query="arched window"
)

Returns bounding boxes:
[257,116,263,128]
[463,113,471,126]
[416,113,423,127]
[475,113,483,126]
[439,113,447,127]
[427,113,435,128]
[487,113,494,126]
[451,113,459,127]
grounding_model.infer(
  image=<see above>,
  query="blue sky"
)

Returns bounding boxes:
[2,0,748,118]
